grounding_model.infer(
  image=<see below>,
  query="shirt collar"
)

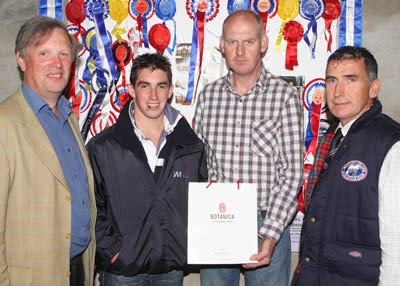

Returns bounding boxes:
[224,65,271,95]
[337,104,374,137]
[21,83,71,120]
[128,101,182,138]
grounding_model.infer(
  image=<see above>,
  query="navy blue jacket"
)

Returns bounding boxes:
[292,101,400,286]
[87,100,208,276]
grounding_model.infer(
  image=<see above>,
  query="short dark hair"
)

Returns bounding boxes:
[327,46,378,84]
[129,53,172,86]
[222,10,264,39]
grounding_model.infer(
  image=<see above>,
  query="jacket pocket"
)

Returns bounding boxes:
[8,266,32,285]
[324,242,380,284]
[250,119,279,157]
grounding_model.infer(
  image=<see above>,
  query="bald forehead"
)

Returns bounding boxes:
[223,11,261,36]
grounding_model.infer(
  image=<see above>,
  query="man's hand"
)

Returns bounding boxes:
[242,237,277,269]
[111,252,119,264]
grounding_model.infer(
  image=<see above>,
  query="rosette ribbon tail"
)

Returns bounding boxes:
[303,17,318,58]
[275,21,287,52]
[185,11,200,103]
[166,19,177,55]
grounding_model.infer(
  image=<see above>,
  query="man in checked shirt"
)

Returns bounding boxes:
[193,9,304,286]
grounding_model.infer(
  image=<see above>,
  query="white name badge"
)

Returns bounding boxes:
[188,182,258,264]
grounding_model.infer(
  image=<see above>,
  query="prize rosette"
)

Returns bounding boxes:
[67,24,87,57]
[66,0,86,40]
[283,20,303,70]
[227,0,250,14]
[89,108,118,138]
[81,27,113,87]
[112,40,133,89]
[275,0,299,52]
[252,0,278,32]
[186,0,219,22]
[79,80,93,115]
[300,0,325,58]
[302,78,327,112]
[109,0,129,42]
[111,84,130,112]
[185,0,220,104]
[149,23,171,54]
[84,0,110,22]
[300,78,326,213]
[155,0,177,54]
[322,0,341,52]
[128,0,155,48]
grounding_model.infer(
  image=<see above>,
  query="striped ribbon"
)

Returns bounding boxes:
[338,0,362,47]
[39,0,63,20]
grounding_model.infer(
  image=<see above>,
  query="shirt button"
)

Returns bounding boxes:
[237,120,241,125]
[65,195,71,201]
[305,257,310,263]
[66,271,70,277]
[239,98,243,103]
[310,217,316,223]
[65,233,71,239]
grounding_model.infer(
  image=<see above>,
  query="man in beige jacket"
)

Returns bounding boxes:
[0,16,96,285]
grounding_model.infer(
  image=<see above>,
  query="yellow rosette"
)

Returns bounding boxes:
[109,0,129,42]
[275,0,299,51]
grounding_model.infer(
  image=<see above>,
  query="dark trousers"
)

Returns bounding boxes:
[70,254,84,286]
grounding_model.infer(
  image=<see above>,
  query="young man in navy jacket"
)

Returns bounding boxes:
[87,53,207,286]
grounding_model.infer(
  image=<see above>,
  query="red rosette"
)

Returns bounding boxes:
[322,0,341,52]
[283,20,304,43]
[112,40,132,66]
[283,20,304,70]
[148,23,171,54]
[322,0,341,21]
[66,0,86,25]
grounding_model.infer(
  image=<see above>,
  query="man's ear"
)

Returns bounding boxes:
[128,83,135,99]
[168,84,174,99]
[16,52,26,72]
[219,36,225,56]
[260,34,269,55]
[369,78,380,100]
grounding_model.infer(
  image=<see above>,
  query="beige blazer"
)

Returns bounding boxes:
[0,89,96,285]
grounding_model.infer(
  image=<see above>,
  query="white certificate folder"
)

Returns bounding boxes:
[187,182,258,264]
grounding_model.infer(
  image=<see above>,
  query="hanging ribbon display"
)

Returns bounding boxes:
[149,24,171,54]
[112,40,132,109]
[39,0,63,20]
[275,0,299,51]
[85,0,119,82]
[338,0,362,47]
[155,0,177,55]
[111,84,130,113]
[283,20,303,70]
[298,78,326,213]
[67,62,82,118]
[227,0,250,14]
[66,0,86,40]
[80,24,114,141]
[300,0,325,59]
[128,0,155,48]
[322,0,341,52]
[185,0,219,104]
[109,0,129,43]
[252,0,278,32]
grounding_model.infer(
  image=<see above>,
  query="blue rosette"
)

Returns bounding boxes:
[128,0,155,49]
[300,0,325,58]
[155,0,177,54]
[227,0,250,14]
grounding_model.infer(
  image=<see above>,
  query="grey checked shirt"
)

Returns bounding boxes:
[193,66,304,241]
